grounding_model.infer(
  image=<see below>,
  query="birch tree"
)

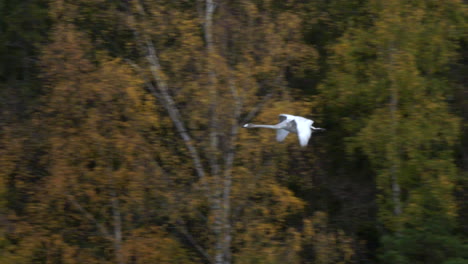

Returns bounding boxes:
[125,1,317,263]
[0,0,365,263]
[4,0,328,263]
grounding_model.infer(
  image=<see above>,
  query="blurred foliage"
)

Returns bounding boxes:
[0,0,467,263]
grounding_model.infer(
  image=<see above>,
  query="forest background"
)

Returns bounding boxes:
[0,0,467,263]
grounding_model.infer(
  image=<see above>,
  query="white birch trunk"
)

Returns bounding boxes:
[388,47,402,217]
[203,1,230,263]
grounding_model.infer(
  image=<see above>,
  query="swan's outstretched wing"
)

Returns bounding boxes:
[296,118,313,147]
[276,129,290,142]
[279,114,295,122]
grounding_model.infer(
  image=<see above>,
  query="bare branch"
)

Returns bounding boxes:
[204,0,220,179]
[240,92,273,125]
[125,59,163,100]
[66,194,113,241]
[143,39,206,180]
[130,0,206,181]
[176,219,214,264]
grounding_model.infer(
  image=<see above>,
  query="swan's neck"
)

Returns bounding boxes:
[246,124,280,129]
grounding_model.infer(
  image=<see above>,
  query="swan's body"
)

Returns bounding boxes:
[243,114,325,147]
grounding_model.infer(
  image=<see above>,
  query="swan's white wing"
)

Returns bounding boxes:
[279,114,295,122]
[276,129,290,142]
[296,118,313,147]
[298,115,314,125]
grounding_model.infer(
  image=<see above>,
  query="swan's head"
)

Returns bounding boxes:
[312,127,326,132]
[243,123,254,128]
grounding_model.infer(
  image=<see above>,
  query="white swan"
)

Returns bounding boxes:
[243,114,325,147]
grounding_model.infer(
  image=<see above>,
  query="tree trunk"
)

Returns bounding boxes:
[388,48,402,217]
[203,1,230,263]
[111,190,125,264]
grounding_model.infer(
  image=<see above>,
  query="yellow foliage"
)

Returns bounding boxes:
[122,227,197,264]
[2,0,329,263]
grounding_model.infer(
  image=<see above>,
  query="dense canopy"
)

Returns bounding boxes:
[0,0,467,263]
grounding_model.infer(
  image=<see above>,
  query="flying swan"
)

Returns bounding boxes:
[243,114,325,147]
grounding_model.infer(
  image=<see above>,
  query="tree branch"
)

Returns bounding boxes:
[176,219,214,264]
[204,0,220,179]
[66,194,113,241]
[240,92,273,125]
[130,0,206,181]
[144,39,206,180]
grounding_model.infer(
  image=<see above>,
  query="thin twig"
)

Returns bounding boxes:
[176,219,214,264]
[240,92,273,125]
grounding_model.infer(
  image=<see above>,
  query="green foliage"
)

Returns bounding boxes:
[320,0,466,262]
[0,0,49,117]
[380,190,468,264]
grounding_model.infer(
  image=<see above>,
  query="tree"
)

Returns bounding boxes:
[124,1,322,263]
[319,0,467,263]
[0,1,50,262]
[1,15,197,262]
[0,0,354,263]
